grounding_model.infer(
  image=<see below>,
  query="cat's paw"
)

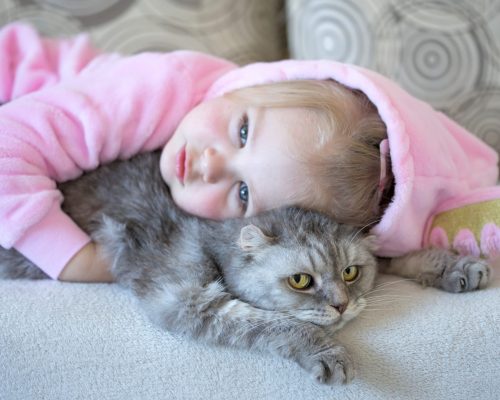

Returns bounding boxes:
[302,342,355,385]
[422,255,491,293]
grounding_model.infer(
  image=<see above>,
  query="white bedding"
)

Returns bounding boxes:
[1,268,499,400]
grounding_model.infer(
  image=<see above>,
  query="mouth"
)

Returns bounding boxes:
[175,144,187,185]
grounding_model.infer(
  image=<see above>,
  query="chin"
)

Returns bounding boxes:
[293,307,342,327]
[293,299,367,329]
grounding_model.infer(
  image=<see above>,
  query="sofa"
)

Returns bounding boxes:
[1,1,499,399]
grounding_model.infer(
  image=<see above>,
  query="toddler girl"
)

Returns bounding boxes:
[0,23,498,283]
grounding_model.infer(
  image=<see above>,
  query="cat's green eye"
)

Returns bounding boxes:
[342,266,359,282]
[288,274,313,290]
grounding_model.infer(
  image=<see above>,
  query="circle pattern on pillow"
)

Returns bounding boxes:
[0,0,287,65]
[287,0,500,154]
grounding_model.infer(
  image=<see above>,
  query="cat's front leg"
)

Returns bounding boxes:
[296,334,354,384]
[380,248,491,293]
[140,280,354,385]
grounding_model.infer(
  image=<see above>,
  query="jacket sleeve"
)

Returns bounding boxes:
[0,23,101,103]
[0,46,236,279]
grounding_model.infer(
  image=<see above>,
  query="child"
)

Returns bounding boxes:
[0,23,498,283]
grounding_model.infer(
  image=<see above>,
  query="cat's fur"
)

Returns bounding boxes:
[0,152,491,384]
[0,152,379,384]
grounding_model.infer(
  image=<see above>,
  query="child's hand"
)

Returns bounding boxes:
[58,242,114,283]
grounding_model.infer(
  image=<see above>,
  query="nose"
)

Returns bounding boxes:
[201,147,226,183]
[331,301,348,315]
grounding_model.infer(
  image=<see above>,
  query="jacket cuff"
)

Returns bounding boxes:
[14,203,91,279]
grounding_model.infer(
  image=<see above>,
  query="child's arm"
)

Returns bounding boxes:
[0,23,101,103]
[58,243,113,282]
[0,42,235,281]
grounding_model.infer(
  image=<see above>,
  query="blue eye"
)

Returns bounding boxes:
[238,181,249,210]
[239,114,248,146]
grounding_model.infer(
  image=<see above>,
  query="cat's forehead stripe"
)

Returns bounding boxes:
[306,251,317,271]
[307,240,328,266]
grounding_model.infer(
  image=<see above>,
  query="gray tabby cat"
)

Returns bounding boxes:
[0,152,377,384]
[0,152,491,384]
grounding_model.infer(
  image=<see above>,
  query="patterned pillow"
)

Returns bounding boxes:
[287,0,500,154]
[0,0,287,65]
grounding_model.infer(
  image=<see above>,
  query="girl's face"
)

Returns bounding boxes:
[160,95,315,219]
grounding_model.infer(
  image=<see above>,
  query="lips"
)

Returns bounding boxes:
[175,145,187,184]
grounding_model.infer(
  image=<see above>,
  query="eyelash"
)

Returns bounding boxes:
[238,113,249,147]
[237,113,249,213]
[238,182,249,213]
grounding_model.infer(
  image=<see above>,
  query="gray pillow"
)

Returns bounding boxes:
[0,0,287,65]
[287,0,500,154]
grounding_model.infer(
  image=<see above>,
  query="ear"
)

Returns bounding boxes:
[362,234,379,252]
[238,224,274,251]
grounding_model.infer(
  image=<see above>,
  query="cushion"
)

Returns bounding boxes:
[287,0,500,153]
[0,0,287,65]
[1,272,499,399]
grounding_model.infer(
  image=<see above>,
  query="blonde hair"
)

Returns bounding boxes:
[226,79,391,228]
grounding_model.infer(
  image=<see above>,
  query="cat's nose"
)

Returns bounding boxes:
[331,301,348,315]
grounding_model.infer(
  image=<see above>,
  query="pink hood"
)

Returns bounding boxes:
[205,60,499,256]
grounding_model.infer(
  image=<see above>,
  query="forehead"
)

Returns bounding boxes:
[260,106,315,139]
[248,106,319,212]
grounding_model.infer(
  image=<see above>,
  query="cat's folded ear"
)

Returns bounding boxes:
[238,224,275,251]
[362,234,379,252]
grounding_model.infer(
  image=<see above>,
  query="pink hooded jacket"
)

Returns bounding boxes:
[205,60,499,257]
[0,24,498,278]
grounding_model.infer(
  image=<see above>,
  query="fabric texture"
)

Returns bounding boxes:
[0,0,287,65]
[425,188,500,258]
[1,272,499,400]
[287,0,500,155]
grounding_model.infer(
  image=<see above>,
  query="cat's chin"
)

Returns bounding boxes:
[293,298,366,327]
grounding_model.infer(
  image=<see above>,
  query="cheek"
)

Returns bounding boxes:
[159,146,174,186]
[174,187,228,219]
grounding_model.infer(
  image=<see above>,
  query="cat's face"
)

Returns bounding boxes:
[226,209,378,328]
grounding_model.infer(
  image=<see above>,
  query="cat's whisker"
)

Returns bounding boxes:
[364,302,407,310]
[347,217,381,248]
[367,288,416,296]
[364,301,405,308]
[362,301,401,310]
[355,289,409,304]
[366,296,406,304]
[372,277,418,288]
[360,305,394,312]
[361,278,418,297]
[365,294,414,301]
[358,309,390,316]
[363,294,414,304]
[236,314,300,335]
[368,291,414,296]
[365,299,407,310]
[365,295,412,303]
[363,304,399,311]
[356,310,394,320]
